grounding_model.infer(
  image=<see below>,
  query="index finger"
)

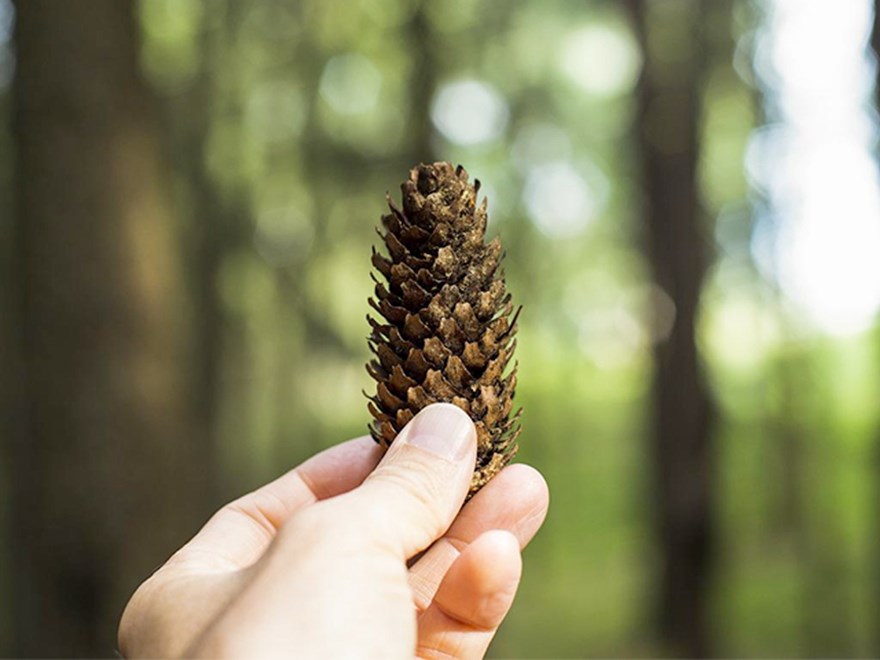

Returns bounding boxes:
[171,435,385,571]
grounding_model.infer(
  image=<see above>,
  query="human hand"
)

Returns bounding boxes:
[118,403,549,658]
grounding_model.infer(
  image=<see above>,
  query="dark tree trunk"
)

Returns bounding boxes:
[628,0,716,655]
[162,5,233,503]
[9,1,206,654]
[408,0,437,163]
[0,40,15,658]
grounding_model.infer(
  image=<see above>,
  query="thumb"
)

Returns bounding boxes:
[346,403,477,559]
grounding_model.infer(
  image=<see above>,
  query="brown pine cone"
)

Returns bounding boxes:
[366,162,521,496]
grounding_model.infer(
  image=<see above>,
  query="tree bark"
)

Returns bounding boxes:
[628,0,716,655]
[10,1,205,654]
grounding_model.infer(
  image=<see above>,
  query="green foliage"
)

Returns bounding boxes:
[0,0,869,655]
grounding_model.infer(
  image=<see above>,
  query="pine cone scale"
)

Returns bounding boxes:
[367,162,521,496]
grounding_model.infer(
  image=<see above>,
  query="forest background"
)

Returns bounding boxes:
[3,0,880,657]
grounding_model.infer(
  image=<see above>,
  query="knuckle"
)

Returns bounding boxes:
[373,463,447,518]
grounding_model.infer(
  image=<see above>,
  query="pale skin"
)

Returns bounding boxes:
[118,403,549,658]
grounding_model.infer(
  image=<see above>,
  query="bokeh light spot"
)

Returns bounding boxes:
[431,79,509,146]
[750,0,880,335]
[523,161,608,238]
[559,24,641,97]
[319,53,382,115]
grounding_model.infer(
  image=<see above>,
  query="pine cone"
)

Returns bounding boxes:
[366,162,521,496]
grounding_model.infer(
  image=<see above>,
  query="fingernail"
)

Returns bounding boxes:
[402,403,475,461]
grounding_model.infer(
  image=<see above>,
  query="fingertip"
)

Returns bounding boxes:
[458,463,550,550]
[468,530,522,589]
[432,529,522,631]
[496,464,550,512]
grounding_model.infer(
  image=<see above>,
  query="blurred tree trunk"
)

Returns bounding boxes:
[9,1,206,654]
[181,44,225,505]
[629,0,716,655]
[408,0,437,162]
[162,3,239,502]
[0,57,14,654]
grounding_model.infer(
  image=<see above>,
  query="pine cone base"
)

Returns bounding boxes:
[366,162,521,497]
